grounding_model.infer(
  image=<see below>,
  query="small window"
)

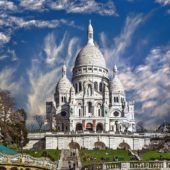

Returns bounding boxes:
[75,84,78,93]
[79,82,82,91]
[88,68,92,70]
[94,82,98,91]
[79,109,81,117]
[64,96,66,102]
[61,111,67,117]
[99,69,102,72]
[94,68,97,71]
[114,111,119,117]
[114,97,119,103]
[99,83,103,92]
[83,68,86,71]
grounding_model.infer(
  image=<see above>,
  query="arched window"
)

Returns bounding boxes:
[79,108,81,117]
[64,96,66,102]
[98,109,101,116]
[114,97,119,103]
[79,82,82,91]
[94,82,98,91]
[88,102,92,113]
[99,82,103,92]
[97,104,102,117]
[75,83,78,93]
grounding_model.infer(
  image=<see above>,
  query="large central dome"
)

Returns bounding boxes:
[74,21,107,69]
[75,43,106,68]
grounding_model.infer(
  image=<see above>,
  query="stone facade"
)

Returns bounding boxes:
[46,21,135,134]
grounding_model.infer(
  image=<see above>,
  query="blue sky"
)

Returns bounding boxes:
[0,0,170,128]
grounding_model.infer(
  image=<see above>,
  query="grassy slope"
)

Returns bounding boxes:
[141,150,170,161]
[80,149,131,165]
[23,149,61,161]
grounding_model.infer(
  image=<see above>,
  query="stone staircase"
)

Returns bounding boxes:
[57,149,81,170]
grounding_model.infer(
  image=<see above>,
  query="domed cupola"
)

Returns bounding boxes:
[72,20,108,82]
[74,20,106,69]
[56,64,72,94]
[110,65,124,94]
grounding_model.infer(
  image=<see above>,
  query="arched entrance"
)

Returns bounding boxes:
[94,141,106,149]
[119,142,130,150]
[76,123,83,131]
[96,123,103,132]
[0,167,6,170]
[69,141,80,150]
[86,123,93,131]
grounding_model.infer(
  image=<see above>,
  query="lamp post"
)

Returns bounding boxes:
[20,130,24,157]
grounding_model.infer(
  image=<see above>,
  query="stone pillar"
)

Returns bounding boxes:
[121,162,130,170]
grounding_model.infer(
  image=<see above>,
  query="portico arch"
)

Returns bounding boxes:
[94,141,106,149]
[76,123,83,131]
[69,141,80,150]
[86,122,93,131]
[96,123,103,132]
[119,142,130,150]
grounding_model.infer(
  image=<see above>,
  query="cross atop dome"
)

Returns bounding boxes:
[113,65,118,75]
[62,63,67,77]
[87,20,94,45]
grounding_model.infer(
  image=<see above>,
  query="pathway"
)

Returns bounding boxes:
[57,149,81,170]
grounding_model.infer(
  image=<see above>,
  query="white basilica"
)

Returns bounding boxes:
[46,21,136,134]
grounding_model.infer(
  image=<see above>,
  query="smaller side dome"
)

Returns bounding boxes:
[56,64,72,93]
[110,65,124,94]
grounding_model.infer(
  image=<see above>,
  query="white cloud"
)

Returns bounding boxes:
[27,61,60,117]
[44,33,66,66]
[0,32,10,44]
[20,0,45,10]
[0,68,21,96]
[19,0,117,16]
[0,49,18,61]
[155,0,170,6]
[100,14,144,69]
[0,0,17,11]
[118,44,170,127]
[27,33,79,118]
[66,37,80,73]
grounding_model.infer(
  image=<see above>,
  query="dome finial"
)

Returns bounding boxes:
[87,20,94,45]
[113,65,118,75]
[62,63,67,77]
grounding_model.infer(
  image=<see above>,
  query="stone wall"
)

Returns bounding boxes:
[25,132,151,150]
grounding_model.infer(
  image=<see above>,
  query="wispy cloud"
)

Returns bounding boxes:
[0,49,18,61]
[27,32,80,118]
[18,0,117,16]
[20,0,46,11]
[49,0,117,16]
[100,14,144,70]
[0,32,10,45]
[0,13,79,47]
[155,0,170,6]
[0,67,21,96]
[118,44,170,128]
[44,33,67,66]
[27,61,60,118]
[0,0,17,11]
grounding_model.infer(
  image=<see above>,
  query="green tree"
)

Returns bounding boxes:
[0,89,28,147]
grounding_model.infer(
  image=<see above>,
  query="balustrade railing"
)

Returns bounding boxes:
[81,161,170,170]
